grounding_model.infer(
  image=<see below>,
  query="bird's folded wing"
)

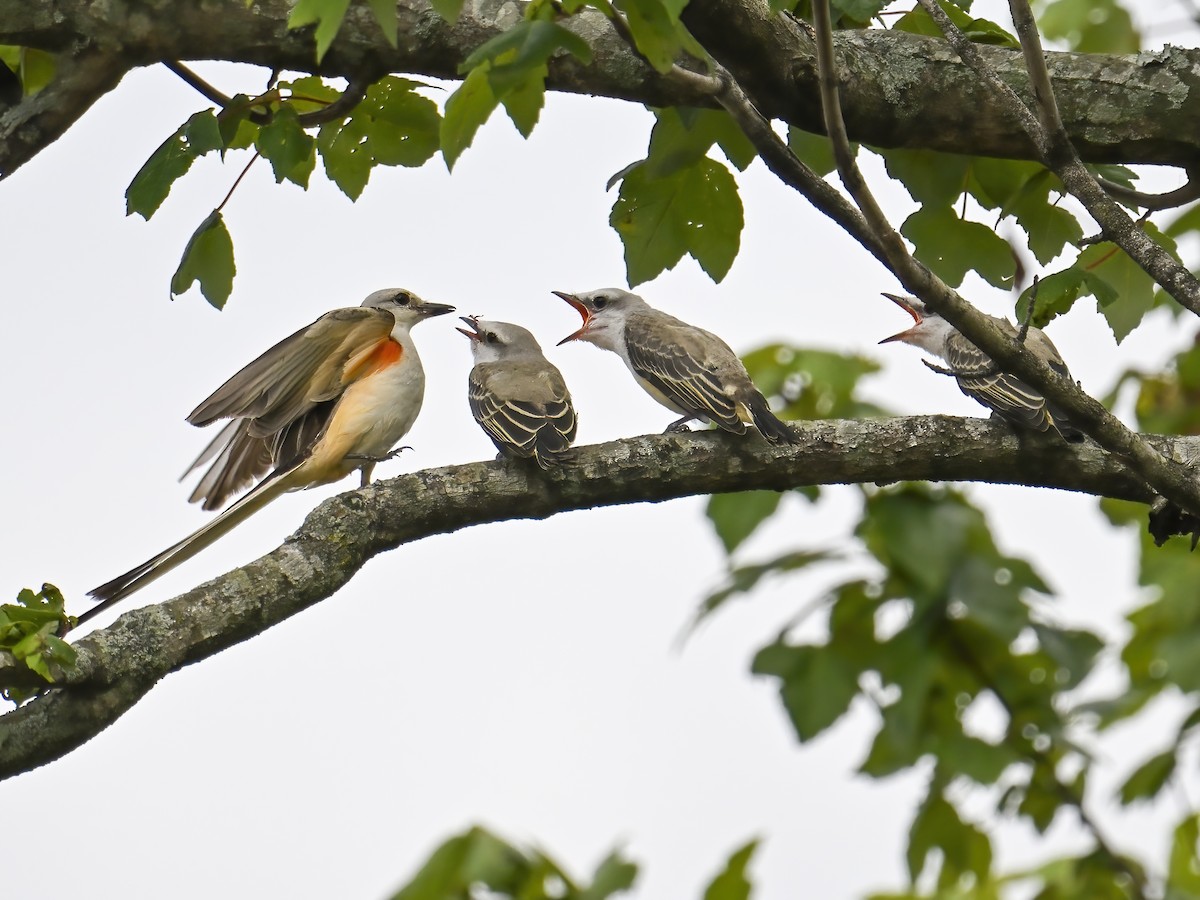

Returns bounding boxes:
[187,306,396,435]
[469,367,577,457]
[624,323,740,427]
[945,333,1054,432]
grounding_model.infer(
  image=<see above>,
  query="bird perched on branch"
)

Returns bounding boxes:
[879,292,1083,442]
[552,288,798,444]
[81,288,455,625]
[458,316,578,468]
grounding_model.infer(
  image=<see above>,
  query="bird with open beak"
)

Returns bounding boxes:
[553,288,798,444]
[879,292,1083,442]
[458,316,578,468]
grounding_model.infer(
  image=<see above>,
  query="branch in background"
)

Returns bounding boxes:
[917,0,1200,318]
[0,52,126,179]
[795,0,1200,527]
[0,418,1191,779]
[1098,166,1200,211]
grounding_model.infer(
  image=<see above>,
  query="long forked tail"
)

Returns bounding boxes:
[746,392,800,445]
[78,472,294,627]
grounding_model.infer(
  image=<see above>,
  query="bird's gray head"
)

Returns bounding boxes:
[456,316,544,362]
[879,292,955,353]
[552,288,646,347]
[361,288,456,326]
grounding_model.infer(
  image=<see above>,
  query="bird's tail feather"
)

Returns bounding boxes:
[746,392,799,445]
[79,472,294,626]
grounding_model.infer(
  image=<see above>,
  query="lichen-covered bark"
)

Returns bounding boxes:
[2,0,1199,178]
[0,417,1192,779]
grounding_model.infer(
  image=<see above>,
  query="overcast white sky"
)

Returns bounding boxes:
[3,4,1199,898]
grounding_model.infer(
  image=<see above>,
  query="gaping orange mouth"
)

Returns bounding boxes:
[552,291,592,345]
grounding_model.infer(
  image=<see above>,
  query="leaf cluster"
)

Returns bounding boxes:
[0,584,75,703]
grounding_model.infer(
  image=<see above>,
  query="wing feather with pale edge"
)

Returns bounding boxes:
[944,326,1055,433]
[622,312,744,431]
[468,363,577,467]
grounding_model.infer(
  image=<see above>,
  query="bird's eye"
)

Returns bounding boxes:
[485,331,499,344]
[394,292,411,306]
[593,296,609,310]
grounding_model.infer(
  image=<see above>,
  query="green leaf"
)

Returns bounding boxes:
[901,205,1015,289]
[287,0,352,62]
[703,839,758,900]
[498,62,548,138]
[364,80,441,166]
[1081,224,1179,343]
[610,157,743,285]
[18,47,55,95]
[126,111,224,220]
[579,850,638,900]
[440,66,499,170]
[1012,198,1083,265]
[255,106,316,187]
[741,344,887,420]
[787,127,842,177]
[831,0,888,19]
[645,108,757,178]
[880,148,971,207]
[317,115,373,199]
[366,0,399,45]
[706,491,783,555]
[753,642,861,741]
[170,211,236,309]
[616,0,707,73]
[1118,749,1176,805]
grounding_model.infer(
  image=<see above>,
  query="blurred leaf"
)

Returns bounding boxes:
[831,0,888,18]
[892,3,1018,46]
[741,345,888,421]
[287,0,351,61]
[706,490,784,554]
[1082,226,1178,343]
[907,787,993,887]
[901,205,1015,289]
[611,156,743,285]
[389,825,634,900]
[1039,0,1140,52]
[1118,749,1176,805]
[698,549,834,625]
[18,47,55,95]
[753,640,862,741]
[429,0,465,22]
[170,210,236,309]
[703,839,758,900]
[126,110,223,220]
[366,0,399,45]
[579,850,638,900]
[1167,815,1200,897]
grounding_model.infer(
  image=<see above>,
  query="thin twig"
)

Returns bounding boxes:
[1098,168,1200,211]
[1017,274,1038,344]
[216,152,259,213]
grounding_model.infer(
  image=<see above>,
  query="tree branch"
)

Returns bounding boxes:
[1,418,1195,779]
[915,0,1200,319]
[4,0,1200,178]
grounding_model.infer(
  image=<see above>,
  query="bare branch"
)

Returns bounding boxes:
[0,418,1191,779]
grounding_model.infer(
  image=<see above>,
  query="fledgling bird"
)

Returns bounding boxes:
[552,288,799,444]
[457,316,578,468]
[879,292,1083,442]
[81,288,455,625]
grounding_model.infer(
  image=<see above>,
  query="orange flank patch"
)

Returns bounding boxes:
[344,338,403,382]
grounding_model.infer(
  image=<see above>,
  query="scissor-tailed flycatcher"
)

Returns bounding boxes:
[458,316,578,468]
[81,288,454,625]
[879,292,1082,442]
[553,288,798,444]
